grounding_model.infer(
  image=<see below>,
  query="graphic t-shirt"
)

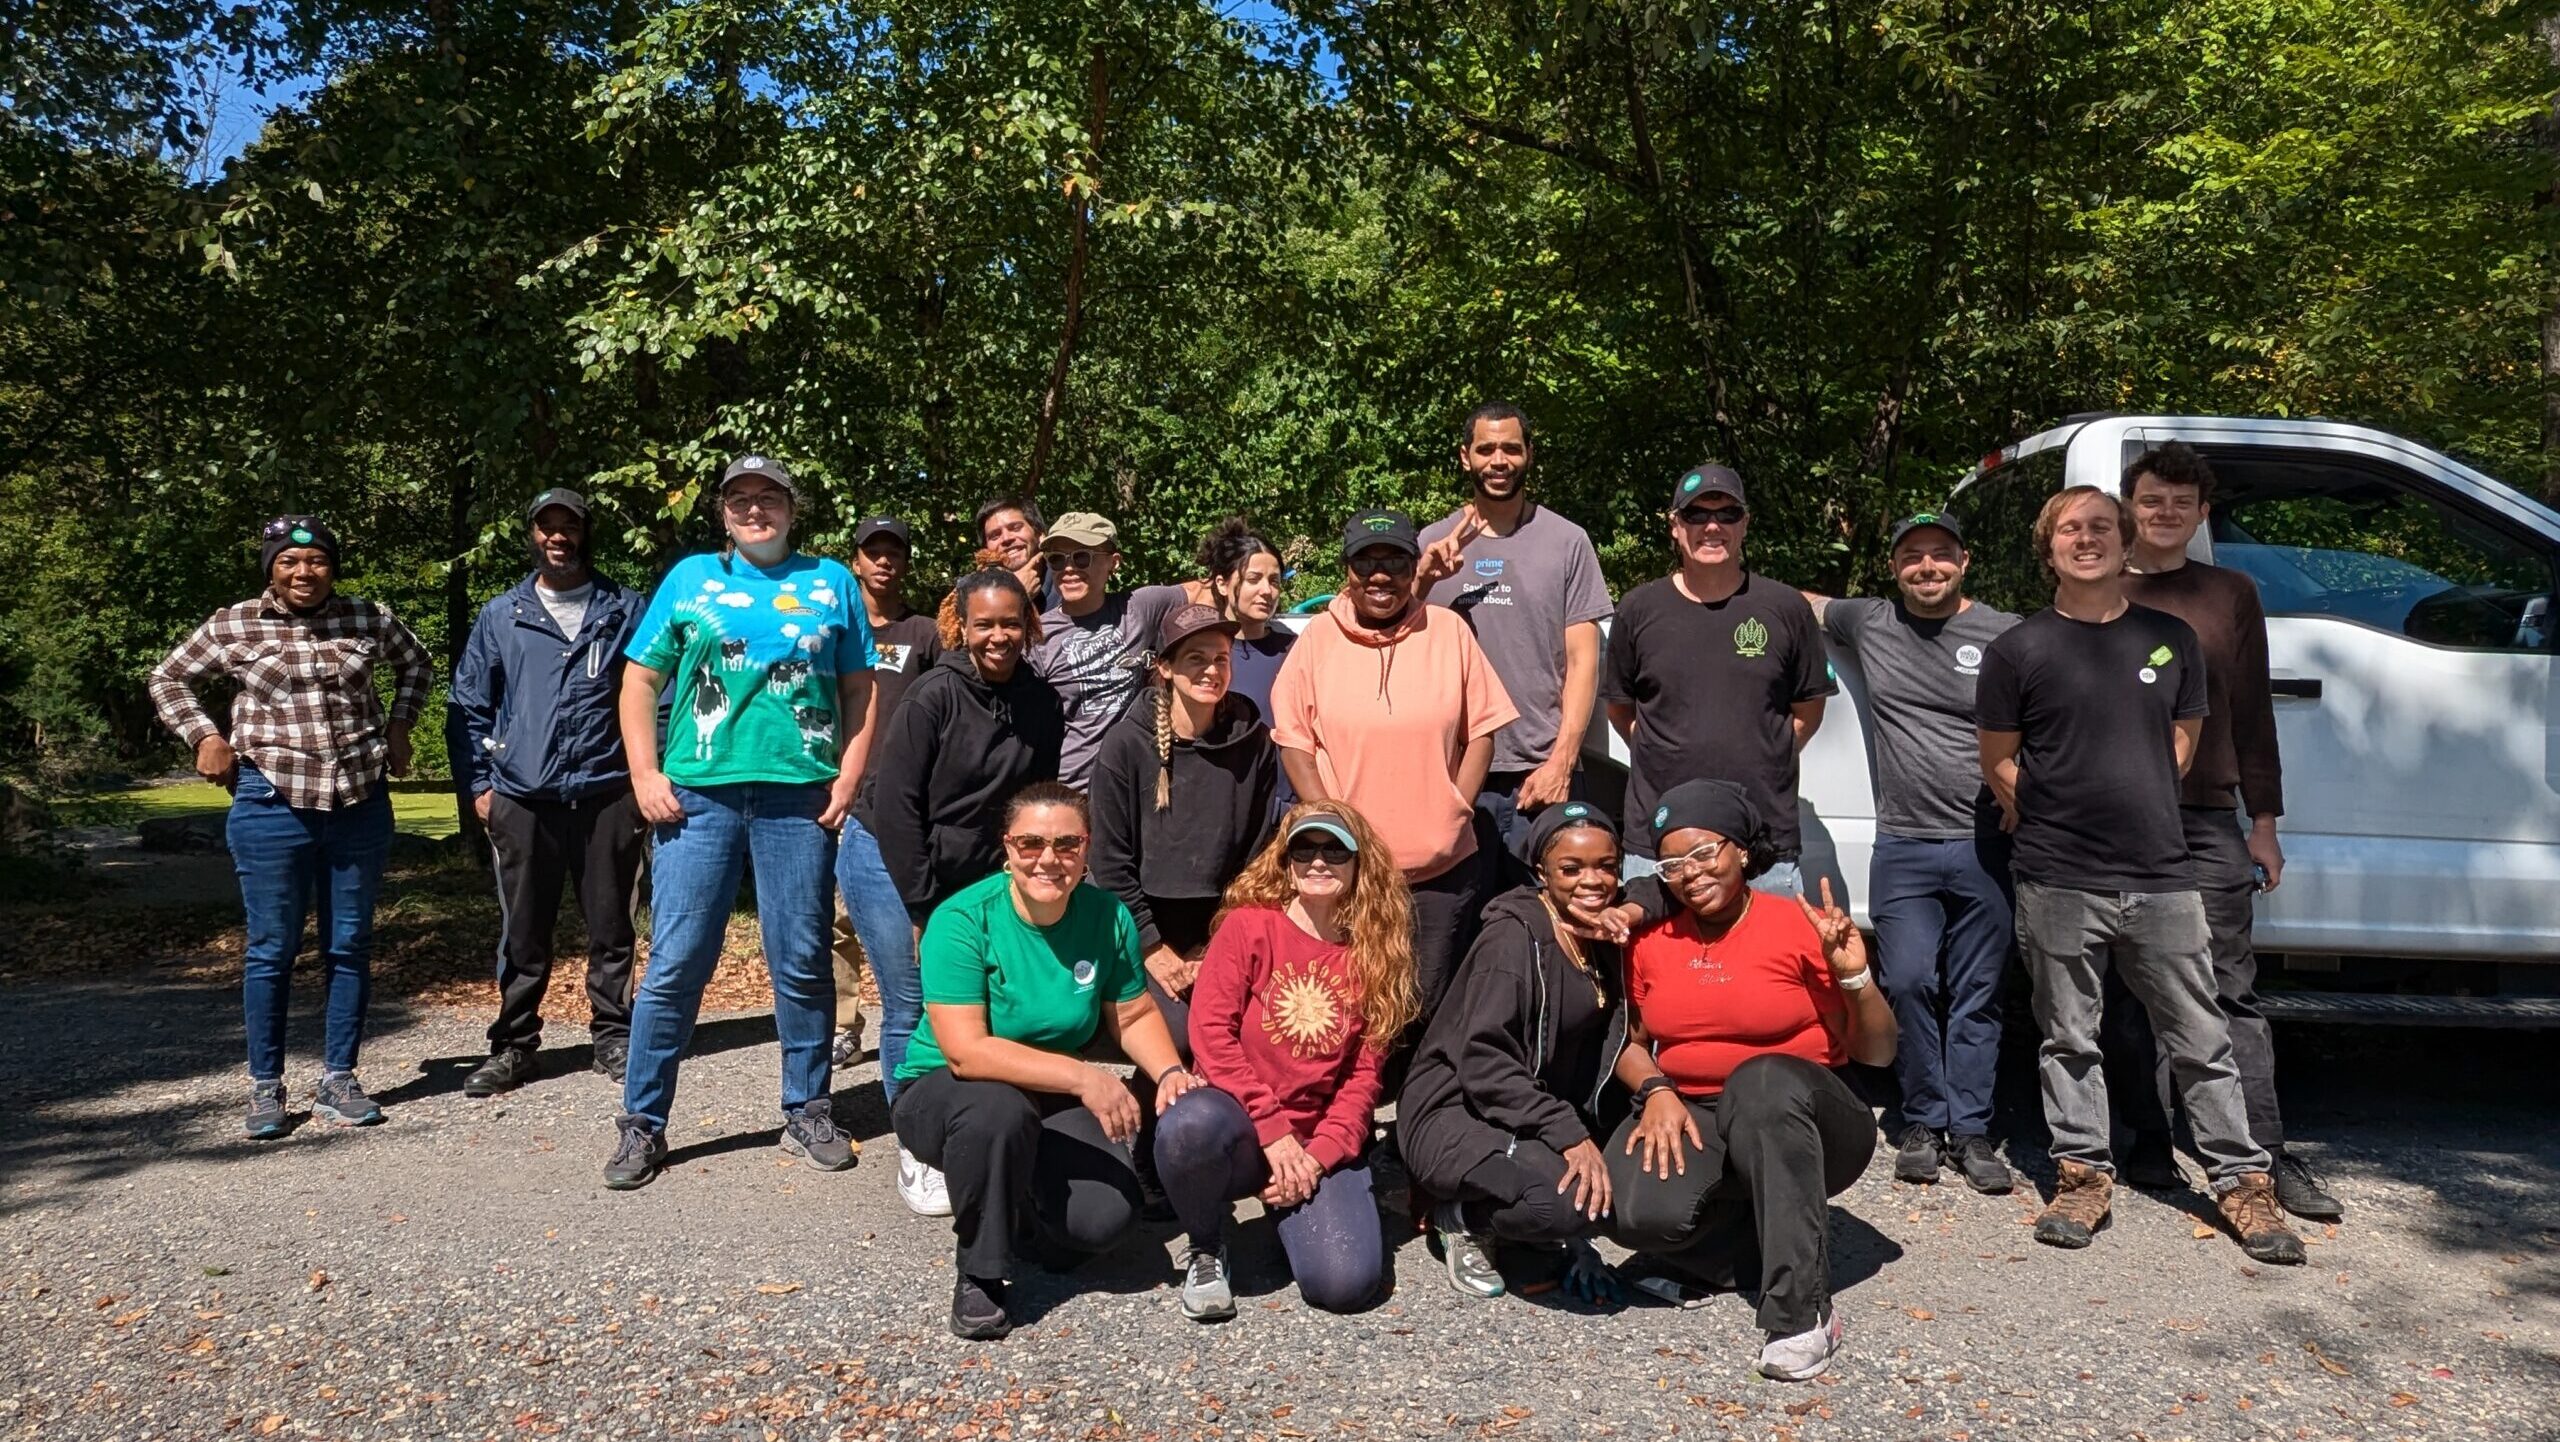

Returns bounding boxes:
[1033,585,1192,787]
[1821,597,2020,839]
[1602,573,1836,858]
[1974,604,2208,893]
[1422,503,1615,773]
[626,552,875,787]
[864,611,943,721]
[1627,893,1847,1097]
[1186,905,1385,1170]
[899,874,1147,1081]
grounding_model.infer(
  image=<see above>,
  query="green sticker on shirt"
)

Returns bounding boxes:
[2147,645,2173,666]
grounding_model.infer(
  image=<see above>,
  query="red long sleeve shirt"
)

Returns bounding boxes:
[1186,906,1386,1170]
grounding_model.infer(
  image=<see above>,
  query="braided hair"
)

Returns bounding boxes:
[1153,679,1176,811]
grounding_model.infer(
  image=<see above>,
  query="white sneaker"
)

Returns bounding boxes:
[1757,1312,1844,1381]
[1179,1244,1235,1322]
[898,1147,953,1217]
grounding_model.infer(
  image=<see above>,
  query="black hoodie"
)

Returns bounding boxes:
[1086,691,1280,950]
[856,649,1067,924]
[1395,886,1631,1195]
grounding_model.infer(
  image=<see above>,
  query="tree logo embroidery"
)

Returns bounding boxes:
[1263,961,1348,1057]
[1734,617,1770,658]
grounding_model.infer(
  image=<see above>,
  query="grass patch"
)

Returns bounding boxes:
[55,780,462,839]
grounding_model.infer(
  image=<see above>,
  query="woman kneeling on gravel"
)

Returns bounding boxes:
[1607,781,1897,1382]
[892,782,1196,1340]
[1151,805,1415,1321]
[1399,802,1635,1303]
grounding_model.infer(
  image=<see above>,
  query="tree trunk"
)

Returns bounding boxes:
[1025,50,1109,500]
[1617,21,1738,464]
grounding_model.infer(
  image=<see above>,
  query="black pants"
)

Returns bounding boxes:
[486,788,647,1052]
[1455,1137,1595,1245]
[2099,808,2285,1151]
[1605,1055,1875,1335]
[1408,847,1488,1027]
[891,1067,1144,1282]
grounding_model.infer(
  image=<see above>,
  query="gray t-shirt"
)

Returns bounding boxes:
[1421,503,1615,773]
[1032,584,1189,787]
[536,580,593,643]
[1822,596,2020,839]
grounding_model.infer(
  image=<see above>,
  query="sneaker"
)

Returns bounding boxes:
[829,1014,867,1069]
[2272,1150,2343,1222]
[591,1036,629,1083]
[1179,1244,1236,1322]
[1757,1311,1845,1381]
[950,1271,1011,1341]
[2216,1171,2307,1265]
[1951,1134,2014,1195]
[244,1080,287,1140]
[779,1098,858,1171]
[311,1072,384,1127]
[1893,1124,1944,1184]
[2121,1130,2186,1190]
[1430,1201,1505,1299]
[463,1047,537,1098]
[2033,1159,2114,1249]
[898,1147,954,1217]
[603,1113,667,1190]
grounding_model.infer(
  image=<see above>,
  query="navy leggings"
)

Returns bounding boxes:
[1151,1086,1383,1313]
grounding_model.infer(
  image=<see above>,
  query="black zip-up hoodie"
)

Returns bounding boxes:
[1086,691,1280,950]
[856,649,1067,923]
[1395,886,1631,1194]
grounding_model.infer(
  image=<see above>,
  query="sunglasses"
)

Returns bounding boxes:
[1285,837,1356,866]
[1347,551,1417,578]
[1004,833,1088,859]
[1044,548,1112,570]
[1658,836,1734,878]
[1676,505,1747,527]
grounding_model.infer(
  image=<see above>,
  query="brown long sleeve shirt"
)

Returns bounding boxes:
[2123,560,2284,817]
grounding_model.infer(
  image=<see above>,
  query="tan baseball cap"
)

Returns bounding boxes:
[1043,512,1118,549]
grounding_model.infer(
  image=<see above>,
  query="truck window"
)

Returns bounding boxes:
[2198,449,2557,653]
[1948,445,2067,618]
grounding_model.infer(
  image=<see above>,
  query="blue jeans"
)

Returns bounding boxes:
[1868,833,2013,1137]
[834,813,922,1105]
[624,783,838,1130]
[226,764,393,1082]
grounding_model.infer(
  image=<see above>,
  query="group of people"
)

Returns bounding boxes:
[148,406,2340,1382]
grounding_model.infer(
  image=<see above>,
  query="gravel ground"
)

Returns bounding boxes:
[1,977,2553,1441]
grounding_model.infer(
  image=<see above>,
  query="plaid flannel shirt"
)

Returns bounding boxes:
[149,592,434,811]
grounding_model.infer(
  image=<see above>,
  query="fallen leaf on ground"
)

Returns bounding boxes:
[1906,1308,1935,1320]
[307,1271,329,1291]
[257,1416,285,1435]
[754,1282,802,1296]
[2304,1342,2351,1376]
[2388,1393,2419,1408]
[2192,1225,2217,1239]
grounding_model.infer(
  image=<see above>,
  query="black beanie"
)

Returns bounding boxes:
[1518,800,1618,871]
[259,515,342,580]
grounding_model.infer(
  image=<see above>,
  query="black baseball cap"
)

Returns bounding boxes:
[1339,508,1420,560]
[1889,511,1964,550]
[718,454,798,501]
[853,515,912,549]
[527,487,588,522]
[1669,463,1746,513]
[1156,602,1239,655]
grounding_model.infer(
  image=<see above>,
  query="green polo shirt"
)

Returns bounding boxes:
[896,874,1146,1081]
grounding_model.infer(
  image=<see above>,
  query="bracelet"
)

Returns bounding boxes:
[1152,1063,1189,1086]
[1634,1076,1678,1107]
[1835,967,1875,992]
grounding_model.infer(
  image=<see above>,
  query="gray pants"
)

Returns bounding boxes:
[2014,882,2270,1184]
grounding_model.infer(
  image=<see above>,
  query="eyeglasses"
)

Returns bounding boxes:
[1347,551,1416,578]
[1044,548,1112,570]
[1657,837,1734,879]
[1285,837,1356,866]
[722,491,790,515]
[1005,833,1088,859]
[1676,505,1747,528]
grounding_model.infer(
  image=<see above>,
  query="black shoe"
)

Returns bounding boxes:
[591,1036,629,1083]
[779,1097,858,1171]
[1892,1124,1944,1184]
[2272,1150,2343,1222]
[464,1048,538,1098]
[1950,1134,2014,1195]
[2120,1130,2186,1191]
[950,1272,1012,1341]
[603,1113,667,1190]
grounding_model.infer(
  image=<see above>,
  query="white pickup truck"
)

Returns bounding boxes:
[1571,415,2560,1025]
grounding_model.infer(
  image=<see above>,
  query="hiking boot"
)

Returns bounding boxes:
[311,1072,384,1127]
[2272,1150,2343,1222]
[591,1036,629,1083]
[829,1014,867,1070]
[2033,1160,2114,1249]
[1179,1244,1236,1322]
[1951,1134,2014,1195]
[1431,1202,1505,1299]
[2121,1129,2186,1190]
[950,1271,1011,1341]
[603,1113,666,1190]
[244,1080,288,1140]
[2216,1171,2307,1264]
[463,1048,537,1098]
[898,1147,954,1217]
[1758,1312,1844,1382]
[1893,1124,1944,1184]
[779,1098,858,1171]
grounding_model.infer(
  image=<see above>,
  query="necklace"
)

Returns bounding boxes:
[1539,896,1608,1007]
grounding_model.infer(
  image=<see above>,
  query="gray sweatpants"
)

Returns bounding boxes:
[2014,882,2270,1185]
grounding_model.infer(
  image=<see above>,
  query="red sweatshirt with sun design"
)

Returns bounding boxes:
[1188,905,1386,1171]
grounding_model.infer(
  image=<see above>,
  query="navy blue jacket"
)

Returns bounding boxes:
[451,573,641,801]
